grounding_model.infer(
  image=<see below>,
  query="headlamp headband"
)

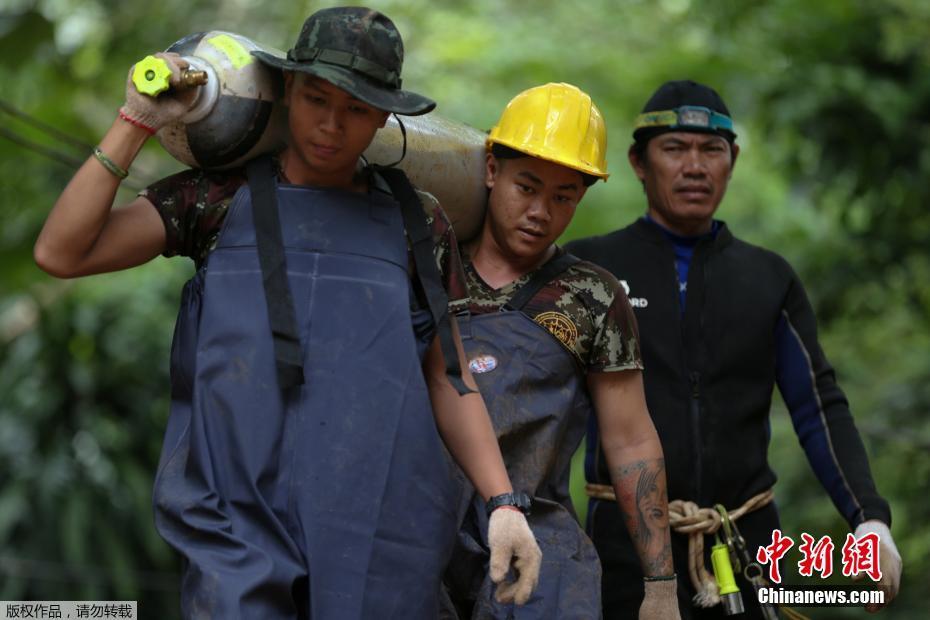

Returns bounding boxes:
[634,105,733,133]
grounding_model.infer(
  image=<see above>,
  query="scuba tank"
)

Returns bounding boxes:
[136,31,289,170]
[133,31,487,242]
[364,114,487,242]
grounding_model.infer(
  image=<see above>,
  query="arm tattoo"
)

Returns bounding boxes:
[613,458,674,577]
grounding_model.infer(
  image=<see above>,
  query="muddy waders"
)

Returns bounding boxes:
[443,254,601,620]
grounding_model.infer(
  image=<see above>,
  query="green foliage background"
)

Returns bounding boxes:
[1,0,928,617]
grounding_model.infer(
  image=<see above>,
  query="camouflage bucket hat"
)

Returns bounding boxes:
[252,6,435,116]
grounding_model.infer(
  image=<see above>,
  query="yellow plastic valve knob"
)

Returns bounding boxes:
[132,55,173,97]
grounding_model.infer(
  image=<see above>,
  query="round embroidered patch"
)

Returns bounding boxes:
[468,354,498,374]
[534,311,579,349]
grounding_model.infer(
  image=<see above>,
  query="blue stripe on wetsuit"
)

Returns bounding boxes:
[644,215,720,313]
[584,217,718,491]
[672,241,695,312]
[774,312,860,523]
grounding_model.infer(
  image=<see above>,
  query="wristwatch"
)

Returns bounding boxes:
[486,491,532,517]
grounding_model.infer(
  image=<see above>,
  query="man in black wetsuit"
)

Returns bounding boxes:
[566,80,902,619]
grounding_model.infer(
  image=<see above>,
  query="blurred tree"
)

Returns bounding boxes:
[1,0,927,617]
[723,2,930,617]
[0,264,188,615]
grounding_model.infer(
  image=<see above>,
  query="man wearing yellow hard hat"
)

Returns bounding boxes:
[441,83,682,619]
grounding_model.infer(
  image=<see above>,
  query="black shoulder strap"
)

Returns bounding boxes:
[375,166,473,396]
[246,156,305,391]
[504,251,581,312]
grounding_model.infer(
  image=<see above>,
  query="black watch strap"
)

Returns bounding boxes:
[486,491,532,517]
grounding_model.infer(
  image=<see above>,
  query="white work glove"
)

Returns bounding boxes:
[487,507,542,605]
[120,52,198,132]
[852,520,902,612]
[639,578,681,620]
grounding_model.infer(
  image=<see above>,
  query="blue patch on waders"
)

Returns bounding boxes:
[153,178,460,618]
[442,308,602,619]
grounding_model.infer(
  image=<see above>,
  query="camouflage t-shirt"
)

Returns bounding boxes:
[464,249,643,372]
[139,162,468,312]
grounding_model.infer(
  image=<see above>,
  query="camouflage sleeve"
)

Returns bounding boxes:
[139,167,244,265]
[588,272,644,373]
[418,189,469,313]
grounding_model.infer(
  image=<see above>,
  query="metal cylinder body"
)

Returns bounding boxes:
[157,31,288,170]
[158,30,287,169]
[364,114,487,242]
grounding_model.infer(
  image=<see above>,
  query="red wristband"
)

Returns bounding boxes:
[118,109,157,135]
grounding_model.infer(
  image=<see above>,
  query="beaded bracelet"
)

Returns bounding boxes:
[643,573,677,582]
[92,146,129,180]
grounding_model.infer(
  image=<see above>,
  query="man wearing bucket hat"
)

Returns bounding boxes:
[566,80,902,618]
[440,83,680,620]
[36,6,541,618]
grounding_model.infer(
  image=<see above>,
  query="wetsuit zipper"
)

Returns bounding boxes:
[689,370,703,502]
[675,241,705,505]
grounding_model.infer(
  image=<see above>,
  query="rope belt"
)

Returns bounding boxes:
[585,484,774,607]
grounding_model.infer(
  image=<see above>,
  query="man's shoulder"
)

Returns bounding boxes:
[724,234,797,276]
[528,256,639,369]
[560,259,623,298]
[565,222,639,253]
[141,166,247,207]
[410,188,458,244]
[373,168,443,219]
[140,166,247,263]
[369,166,445,227]
[536,257,624,325]
[414,188,444,226]
[563,224,648,279]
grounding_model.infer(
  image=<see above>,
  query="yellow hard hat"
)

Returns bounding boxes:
[487,82,609,180]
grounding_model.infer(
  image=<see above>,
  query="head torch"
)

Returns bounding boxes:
[634,105,734,134]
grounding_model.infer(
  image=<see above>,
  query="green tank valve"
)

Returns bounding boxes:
[132,55,173,96]
[711,541,745,615]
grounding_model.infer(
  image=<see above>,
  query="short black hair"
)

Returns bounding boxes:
[490,143,599,187]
